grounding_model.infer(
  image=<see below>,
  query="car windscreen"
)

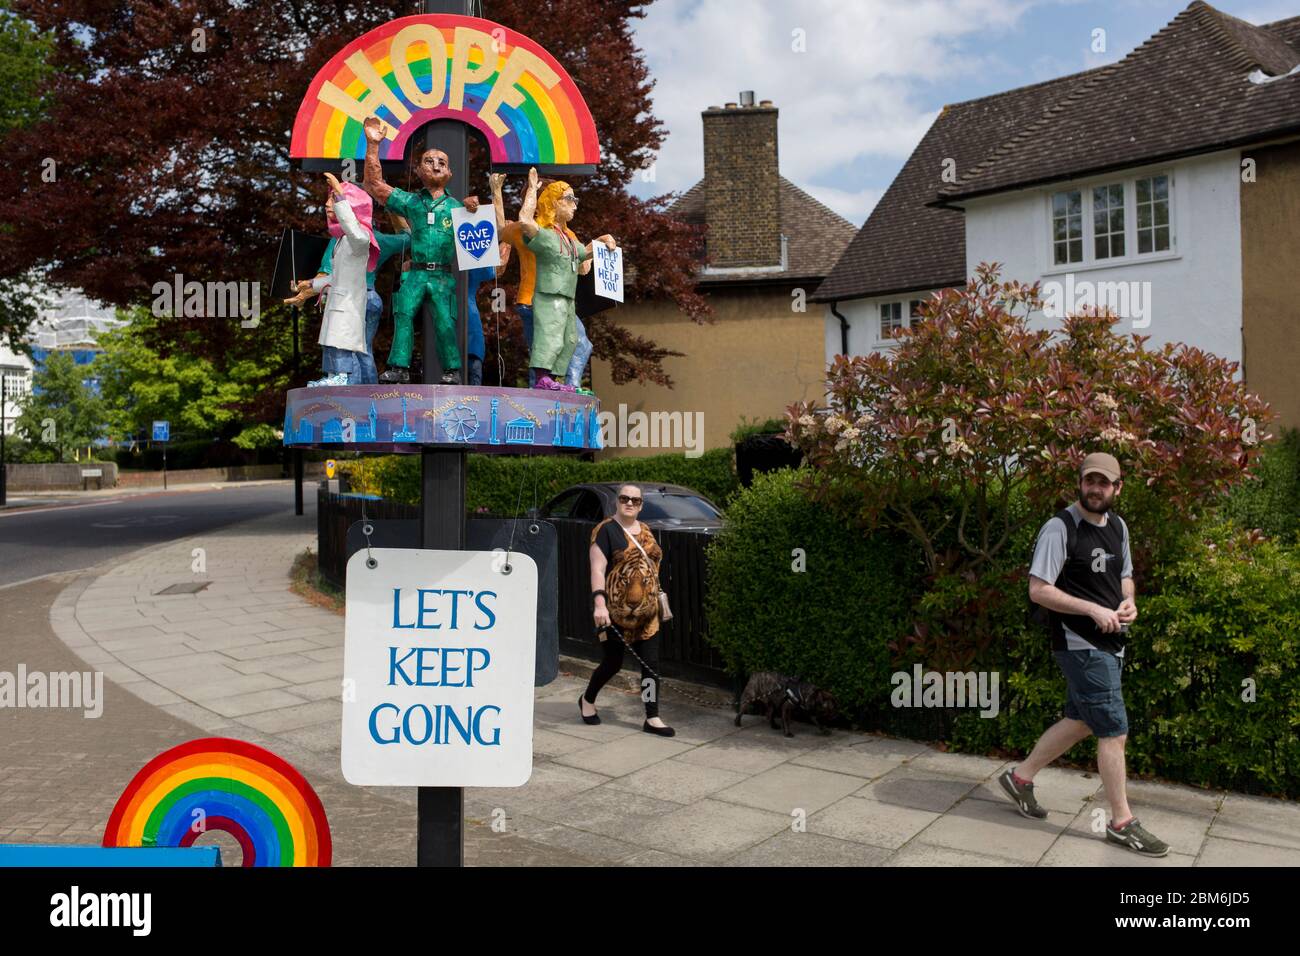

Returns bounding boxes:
[637,494,721,520]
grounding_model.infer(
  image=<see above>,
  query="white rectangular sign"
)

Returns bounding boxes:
[592,243,624,302]
[451,205,502,271]
[341,548,537,787]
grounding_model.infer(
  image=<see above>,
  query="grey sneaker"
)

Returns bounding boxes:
[998,768,1048,819]
[1106,817,1170,857]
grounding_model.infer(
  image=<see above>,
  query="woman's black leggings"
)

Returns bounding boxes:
[583,634,661,718]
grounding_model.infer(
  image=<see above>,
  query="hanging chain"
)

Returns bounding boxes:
[361,497,376,569]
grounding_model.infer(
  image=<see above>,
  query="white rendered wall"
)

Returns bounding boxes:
[825,151,1244,371]
[963,150,1243,365]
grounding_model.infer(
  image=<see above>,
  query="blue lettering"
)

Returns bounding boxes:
[414,646,438,686]
[392,588,414,628]
[473,705,502,745]
[440,647,464,686]
[417,588,442,628]
[388,647,417,685]
[474,590,497,630]
[368,703,401,744]
[444,705,473,744]
[402,703,434,744]
[466,648,490,686]
[445,589,472,629]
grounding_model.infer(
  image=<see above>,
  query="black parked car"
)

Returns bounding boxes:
[534,482,723,535]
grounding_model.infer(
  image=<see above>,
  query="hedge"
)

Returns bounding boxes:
[1221,427,1300,542]
[339,447,741,515]
[705,468,1300,797]
[705,468,922,713]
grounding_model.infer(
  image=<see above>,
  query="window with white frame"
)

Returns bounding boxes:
[1,368,29,400]
[879,301,903,337]
[1136,174,1170,253]
[1052,190,1083,265]
[1050,172,1173,266]
[1092,183,1125,259]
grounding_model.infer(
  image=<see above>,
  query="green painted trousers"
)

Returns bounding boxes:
[529,290,578,375]
[387,270,459,371]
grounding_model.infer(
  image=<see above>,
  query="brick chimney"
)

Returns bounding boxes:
[702,91,781,268]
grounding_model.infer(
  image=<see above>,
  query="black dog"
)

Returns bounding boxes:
[734,672,837,737]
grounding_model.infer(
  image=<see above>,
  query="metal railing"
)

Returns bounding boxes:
[316,488,735,688]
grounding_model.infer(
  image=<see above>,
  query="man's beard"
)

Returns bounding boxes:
[1080,490,1113,515]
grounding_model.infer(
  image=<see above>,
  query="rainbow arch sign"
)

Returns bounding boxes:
[290,14,600,173]
[102,738,332,867]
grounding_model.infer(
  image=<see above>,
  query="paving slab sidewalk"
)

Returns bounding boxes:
[32,509,1300,867]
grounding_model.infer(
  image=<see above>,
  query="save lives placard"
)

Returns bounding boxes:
[341,548,537,787]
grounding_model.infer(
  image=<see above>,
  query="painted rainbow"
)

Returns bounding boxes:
[290,14,600,170]
[103,738,332,867]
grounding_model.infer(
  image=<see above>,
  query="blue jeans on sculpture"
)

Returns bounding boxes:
[354,290,383,385]
[518,304,537,386]
[566,316,592,388]
[321,345,360,381]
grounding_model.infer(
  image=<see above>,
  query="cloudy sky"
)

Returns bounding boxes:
[627,0,1297,224]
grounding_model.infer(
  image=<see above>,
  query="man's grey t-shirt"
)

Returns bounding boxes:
[1029,503,1133,656]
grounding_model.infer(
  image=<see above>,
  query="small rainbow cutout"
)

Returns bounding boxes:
[290,14,600,169]
[103,738,331,867]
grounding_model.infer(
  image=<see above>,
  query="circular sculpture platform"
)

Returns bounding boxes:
[283,384,602,453]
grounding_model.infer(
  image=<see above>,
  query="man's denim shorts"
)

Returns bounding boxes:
[1054,648,1128,738]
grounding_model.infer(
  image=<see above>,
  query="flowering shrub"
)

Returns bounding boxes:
[786,264,1273,578]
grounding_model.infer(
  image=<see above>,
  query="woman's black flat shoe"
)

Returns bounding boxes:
[579,695,600,725]
[643,720,675,737]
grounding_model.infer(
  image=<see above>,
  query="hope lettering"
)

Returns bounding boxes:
[317,25,561,142]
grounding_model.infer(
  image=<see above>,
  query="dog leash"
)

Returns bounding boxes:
[599,627,733,711]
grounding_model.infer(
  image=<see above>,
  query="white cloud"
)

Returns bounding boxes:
[630,0,1043,219]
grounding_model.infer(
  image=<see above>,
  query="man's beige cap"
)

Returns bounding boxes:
[1080,452,1121,481]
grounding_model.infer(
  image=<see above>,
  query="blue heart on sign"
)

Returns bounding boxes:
[457,220,495,259]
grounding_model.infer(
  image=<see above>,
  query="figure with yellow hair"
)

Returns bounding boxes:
[515,167,616,391]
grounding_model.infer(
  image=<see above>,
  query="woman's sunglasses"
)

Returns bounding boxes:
[561,193,577,205]
[617,494,642,506]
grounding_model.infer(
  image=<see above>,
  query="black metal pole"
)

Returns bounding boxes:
[415,0,472,865]
[1,370,7,507]
[293,304,304,516]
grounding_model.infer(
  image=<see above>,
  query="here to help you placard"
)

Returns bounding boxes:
[342,548,537,787]
[592,243,624,302]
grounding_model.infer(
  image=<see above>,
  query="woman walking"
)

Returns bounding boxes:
[581,484,675,736]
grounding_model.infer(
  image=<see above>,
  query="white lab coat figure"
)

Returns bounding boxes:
[316,196,370,355]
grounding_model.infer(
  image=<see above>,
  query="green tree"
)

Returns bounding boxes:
[0,2,55,353]
[93,307,294,446]
[15,350,107,460]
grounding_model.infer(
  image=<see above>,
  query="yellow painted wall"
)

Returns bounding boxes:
[590,287,828,458]
[1241,140,1300,430]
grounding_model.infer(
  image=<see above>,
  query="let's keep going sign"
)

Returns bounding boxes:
[342,549,537,787]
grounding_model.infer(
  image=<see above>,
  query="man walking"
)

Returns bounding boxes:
[999,452,1169,857]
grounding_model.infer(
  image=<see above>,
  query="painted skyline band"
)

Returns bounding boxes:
[283,385,602,453]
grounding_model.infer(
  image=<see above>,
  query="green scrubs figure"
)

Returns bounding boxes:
[383,185,463,371]
[525,226,591,375]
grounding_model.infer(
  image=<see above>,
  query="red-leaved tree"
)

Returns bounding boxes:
[0,0,705,424]
[786,264,1272,577]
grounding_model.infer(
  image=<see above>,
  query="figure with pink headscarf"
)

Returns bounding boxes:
[285,173,381,385]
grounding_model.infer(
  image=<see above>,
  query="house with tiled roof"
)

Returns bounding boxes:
[815,1,1300,427]
[591,92,857,457]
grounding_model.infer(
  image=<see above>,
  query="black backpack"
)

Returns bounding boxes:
[1028,508,1076,634]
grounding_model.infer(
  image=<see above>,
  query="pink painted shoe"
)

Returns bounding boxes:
[534,375,576,392]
